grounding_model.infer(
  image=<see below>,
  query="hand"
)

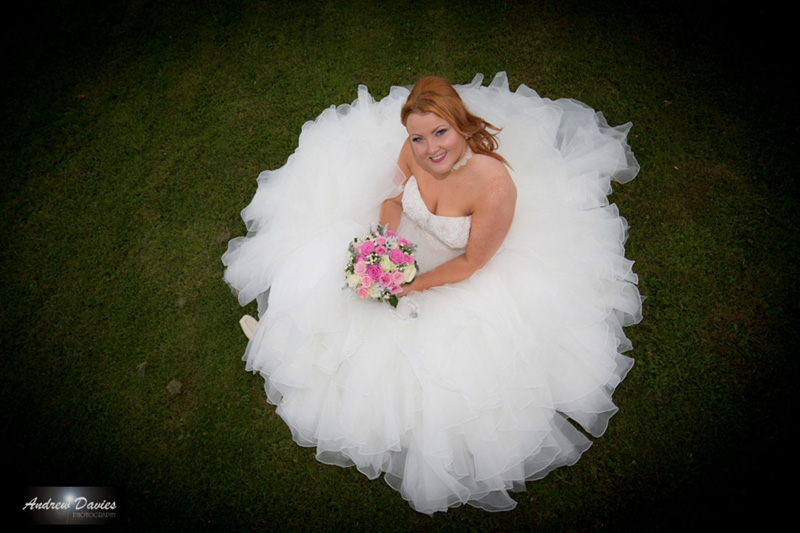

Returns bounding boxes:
[397,278,420,298]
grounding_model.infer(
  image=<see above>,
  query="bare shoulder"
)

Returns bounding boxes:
[462,155,516,260]
[470,154,516,206]
[397,139,414,176]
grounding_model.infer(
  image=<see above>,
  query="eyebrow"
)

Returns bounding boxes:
[408,124,449,137]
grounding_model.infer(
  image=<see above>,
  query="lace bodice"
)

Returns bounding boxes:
[401,176,471,250]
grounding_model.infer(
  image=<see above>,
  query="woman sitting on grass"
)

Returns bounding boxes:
[223,72,642,514]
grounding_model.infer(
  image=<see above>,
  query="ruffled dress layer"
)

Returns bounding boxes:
[222,72,642,514]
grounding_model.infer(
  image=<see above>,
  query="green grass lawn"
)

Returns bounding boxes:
[2,1,796,530]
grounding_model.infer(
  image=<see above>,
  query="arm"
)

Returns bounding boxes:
[380,142,414,232]
[401,169,517,295]
[380,192,404,233]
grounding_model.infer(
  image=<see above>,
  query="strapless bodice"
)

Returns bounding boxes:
[401,176,471,250]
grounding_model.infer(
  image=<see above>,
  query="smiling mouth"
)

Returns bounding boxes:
[429,152,447,164]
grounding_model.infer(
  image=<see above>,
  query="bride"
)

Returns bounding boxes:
[382,76,516,297]
[223,73,641,514]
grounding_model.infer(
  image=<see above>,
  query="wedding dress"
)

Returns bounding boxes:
[222,72,642,514]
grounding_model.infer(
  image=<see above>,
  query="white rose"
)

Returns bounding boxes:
[347,273,361,289]
[379,255,395,272]
[403,264,417,283]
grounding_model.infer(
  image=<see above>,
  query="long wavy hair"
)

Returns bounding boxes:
[401,76,508,166]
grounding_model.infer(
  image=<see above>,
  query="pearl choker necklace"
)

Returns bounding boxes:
[450,147,472,172]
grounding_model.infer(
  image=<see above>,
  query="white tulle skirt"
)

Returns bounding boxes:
[222,72,642,514]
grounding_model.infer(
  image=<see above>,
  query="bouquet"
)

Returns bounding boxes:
[345,224,418,308]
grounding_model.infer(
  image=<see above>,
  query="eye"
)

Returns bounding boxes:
[411,136,423,143]
[435,128,447,136]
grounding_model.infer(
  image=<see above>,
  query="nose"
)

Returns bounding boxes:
[425,139,439,154]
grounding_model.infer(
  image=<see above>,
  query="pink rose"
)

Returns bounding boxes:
[360,241,375,255]
[389,284,402,294]
[354,260,367,275]
[386,230,396,237]
[376,237,386,245]
[366,264,382,280]
[398,237,409,246]
[389,248,405,265]
[361,275,373,288]
[375,245,387,256]
[379,272,392,287]
[357,287,370,299]
[404,253,414,264]
[391,271,405,285]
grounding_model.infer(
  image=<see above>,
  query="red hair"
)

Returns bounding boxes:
[401,76,508,166]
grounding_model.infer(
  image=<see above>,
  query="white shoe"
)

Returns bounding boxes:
[239,315,259,340]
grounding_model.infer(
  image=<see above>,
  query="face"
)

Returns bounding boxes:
[405,112,468,176]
